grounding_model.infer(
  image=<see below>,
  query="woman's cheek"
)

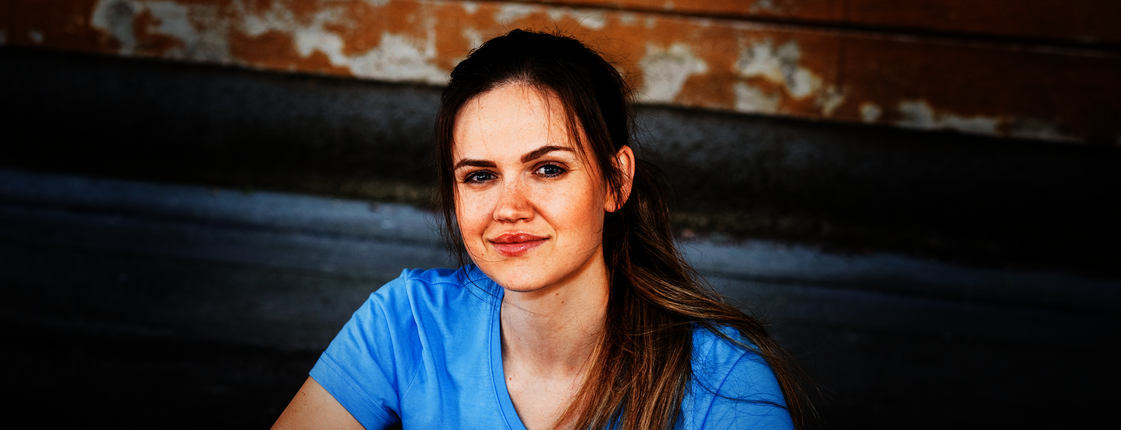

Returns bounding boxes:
[457,191,493,240]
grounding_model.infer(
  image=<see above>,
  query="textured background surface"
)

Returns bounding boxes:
[3,0,1120,143]
[1,1,1119,428]
[3,168,1116,428]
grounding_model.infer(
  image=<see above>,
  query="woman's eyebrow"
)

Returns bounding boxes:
[453,159,496,170]
[521,145,574,163]
[453,146,574,170]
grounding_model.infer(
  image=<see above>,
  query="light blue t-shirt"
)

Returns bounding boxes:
[310,266,793,429]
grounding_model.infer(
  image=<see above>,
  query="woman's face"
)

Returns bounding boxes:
[452,84,619,294]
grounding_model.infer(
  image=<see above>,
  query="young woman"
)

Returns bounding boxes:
[274,29,814,430]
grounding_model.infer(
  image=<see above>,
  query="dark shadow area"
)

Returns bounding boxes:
[0,46,441,205]
[2,317,318,429]
[3,47,1119,276]
[639,106,1121,274]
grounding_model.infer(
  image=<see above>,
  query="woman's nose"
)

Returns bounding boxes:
[493,178,533,223]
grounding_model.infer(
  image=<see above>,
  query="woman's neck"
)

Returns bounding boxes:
[499,261,610,430]
[500,272,608,374]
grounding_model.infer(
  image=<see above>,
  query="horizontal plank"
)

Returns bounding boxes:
[536,0,1121,45]
[1,0,1118,143]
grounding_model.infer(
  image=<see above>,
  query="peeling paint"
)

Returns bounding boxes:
[737,39,819,99]
[294,29,346,63]
[638,43,708,103]
[580,12,606,30]
[89,0,450,84]
[240,1,295,37]
[889,102,1080,142]
[462,27,484,50]
[815,87,845,117]
[547,9,606,30]
[145,2,197,56]
[495,4,536,25]
[92,0,138,54]
[1006,117,1078,142]
[7,0,1115,144]
[733,37,846,117]
[239,0,445,84]
[345,32,446,83]
[860,103,882,123]
[897,101,999,135]
[92,0,229,61]
[734,81,780,114]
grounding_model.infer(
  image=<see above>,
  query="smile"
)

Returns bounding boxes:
[489,233,548,257]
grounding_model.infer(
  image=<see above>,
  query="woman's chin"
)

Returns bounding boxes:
[486,271,546,293]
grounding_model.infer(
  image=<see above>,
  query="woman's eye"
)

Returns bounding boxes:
[536,164,566,177]
[464,171,495,184]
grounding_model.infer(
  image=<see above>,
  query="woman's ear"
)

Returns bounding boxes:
[605,145,635,213]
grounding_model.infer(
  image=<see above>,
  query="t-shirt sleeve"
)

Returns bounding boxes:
[700,352,795,430]
[310,272,418,430]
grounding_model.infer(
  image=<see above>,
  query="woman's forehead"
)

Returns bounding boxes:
[452,84,583,158]
[457,84,557,129]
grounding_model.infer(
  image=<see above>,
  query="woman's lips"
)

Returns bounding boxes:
[489,233,547,256]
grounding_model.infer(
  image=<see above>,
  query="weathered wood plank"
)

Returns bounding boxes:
[536,0,1121,44]
[2,0,1118,143]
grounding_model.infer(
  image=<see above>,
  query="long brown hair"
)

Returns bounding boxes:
[435,29,816,429]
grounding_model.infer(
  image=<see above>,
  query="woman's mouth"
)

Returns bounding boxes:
[489,233,548,257]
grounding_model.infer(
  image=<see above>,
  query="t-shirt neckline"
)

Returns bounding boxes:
[485,271,529,430]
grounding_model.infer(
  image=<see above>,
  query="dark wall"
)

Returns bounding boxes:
[3,46,1119,274]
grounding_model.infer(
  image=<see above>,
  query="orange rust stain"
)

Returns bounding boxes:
[283,0,323,24]
[673,23,738,110]
[845,0,1121,45]
[431,2,487,71]
[578,12,844,114]
[320,1,379,56]
[534,0,839,20]
[310,0,436,58]
[356,0,430,56]
[229,28,353,76]
[5,0,113,52]
[235,0,277,16]
[378,0,425,41]
[535,0,1121,44]
[491,6,555,32]
[2,0,1118,142]
[822,31,1121,142]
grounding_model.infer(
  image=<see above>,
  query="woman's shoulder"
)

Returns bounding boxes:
[689,324,763,368]
[370,265,499,309]
[689,324,781,393]
[311,265,501,428]
[340,265,500,346]
[684,324,793,429]
[398,265,490,286]
[387,265,491,290]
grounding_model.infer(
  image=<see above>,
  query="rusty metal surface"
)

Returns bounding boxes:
[2,0,1119,144]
